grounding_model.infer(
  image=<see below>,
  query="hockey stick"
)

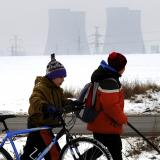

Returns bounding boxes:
[127,121,160,154]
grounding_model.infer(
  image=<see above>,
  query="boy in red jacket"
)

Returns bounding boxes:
[87,52,128,160]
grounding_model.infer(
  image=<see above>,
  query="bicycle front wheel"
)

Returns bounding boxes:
[0,147,13,160]
[59,137,111,160]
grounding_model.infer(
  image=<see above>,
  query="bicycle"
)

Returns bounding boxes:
[0,111,111,160]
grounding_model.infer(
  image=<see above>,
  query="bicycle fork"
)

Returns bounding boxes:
[66,135,82,160]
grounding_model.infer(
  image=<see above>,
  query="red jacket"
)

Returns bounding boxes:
[87,78,128,134]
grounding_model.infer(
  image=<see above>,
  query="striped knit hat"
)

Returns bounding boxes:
[46,53,67,80]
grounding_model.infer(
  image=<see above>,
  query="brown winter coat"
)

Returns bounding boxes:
[28,76,71,127]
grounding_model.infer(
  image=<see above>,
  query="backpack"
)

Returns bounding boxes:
[76,82,99,123]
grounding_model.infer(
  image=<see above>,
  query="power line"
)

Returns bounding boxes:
[9,35,24,56]
[89,26,104,54]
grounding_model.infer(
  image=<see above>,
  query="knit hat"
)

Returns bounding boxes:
[46,53,67,80]
[108,52,127,71]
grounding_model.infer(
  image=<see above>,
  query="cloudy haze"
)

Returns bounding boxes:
[0,0,160,55]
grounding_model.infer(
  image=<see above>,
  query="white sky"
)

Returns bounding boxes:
[0,0,160,54]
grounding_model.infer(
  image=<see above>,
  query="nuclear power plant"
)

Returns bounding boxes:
[3,7,159,56]
[44,8,145,55]
[45,9,89,55]
[103,7,145,54]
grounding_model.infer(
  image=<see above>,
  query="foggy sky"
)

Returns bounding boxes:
[0,0,160,55]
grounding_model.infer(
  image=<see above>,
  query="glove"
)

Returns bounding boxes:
[71,100,84,106]
[63,100,84,113]
[72,100,85,111]
[42,104,62,118]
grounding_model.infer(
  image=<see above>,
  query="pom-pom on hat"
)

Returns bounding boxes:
[46,53,67,80]
[108,52,127,71]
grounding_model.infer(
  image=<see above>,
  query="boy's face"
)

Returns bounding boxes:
[52,77,64,87]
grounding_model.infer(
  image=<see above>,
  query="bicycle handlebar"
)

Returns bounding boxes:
[56,105,84,131]
[0,105,83,132]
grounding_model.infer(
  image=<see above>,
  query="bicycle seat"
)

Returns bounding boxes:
[0,114,16,122]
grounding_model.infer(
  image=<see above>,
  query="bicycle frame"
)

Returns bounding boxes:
[0,126,55,160]
[0,114,75,160]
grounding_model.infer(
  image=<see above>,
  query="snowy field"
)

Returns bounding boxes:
[0,54,160,114]
[0,54,160,159]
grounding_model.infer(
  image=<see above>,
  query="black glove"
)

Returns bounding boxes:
[42,104,63,118]
[63,100,84,113]
[72,100,84,106]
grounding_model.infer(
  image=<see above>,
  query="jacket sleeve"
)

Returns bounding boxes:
[29,85,50,114]
[99,78,128,125]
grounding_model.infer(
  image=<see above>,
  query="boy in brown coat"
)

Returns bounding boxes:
[21,54,81,160]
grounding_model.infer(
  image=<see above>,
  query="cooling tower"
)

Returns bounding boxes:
[103,7,145,54]
[45,9,89,55]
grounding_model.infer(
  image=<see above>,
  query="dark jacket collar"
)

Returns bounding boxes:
[91,60,121,83]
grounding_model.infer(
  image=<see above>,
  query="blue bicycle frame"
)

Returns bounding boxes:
[0,126,59,160]
[0,113,74,160]
[0,112,81,160]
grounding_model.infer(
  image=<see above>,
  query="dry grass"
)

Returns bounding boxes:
[122,80,160,99]
[64,81,160,99]
[63,88,75,98]
[125,136,160,158]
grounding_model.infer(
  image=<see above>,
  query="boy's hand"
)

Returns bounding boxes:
[42,104,62,118]
[72,100,84,106]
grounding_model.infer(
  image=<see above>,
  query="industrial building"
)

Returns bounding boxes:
[103,7,145,54]
[45,9,89,55]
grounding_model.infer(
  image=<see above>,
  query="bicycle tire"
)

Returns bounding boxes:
[59,137,112,160]
[0,147,13,160]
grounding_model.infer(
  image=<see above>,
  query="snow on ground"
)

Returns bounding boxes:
[0,54,160,159]
[125,89,160,115]
[0,54,160,115]
[1,133,160,160]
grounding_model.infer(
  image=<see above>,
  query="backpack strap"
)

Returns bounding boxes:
[83,83,92,101]
[92,82,99,107]
[78,82,91,102]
